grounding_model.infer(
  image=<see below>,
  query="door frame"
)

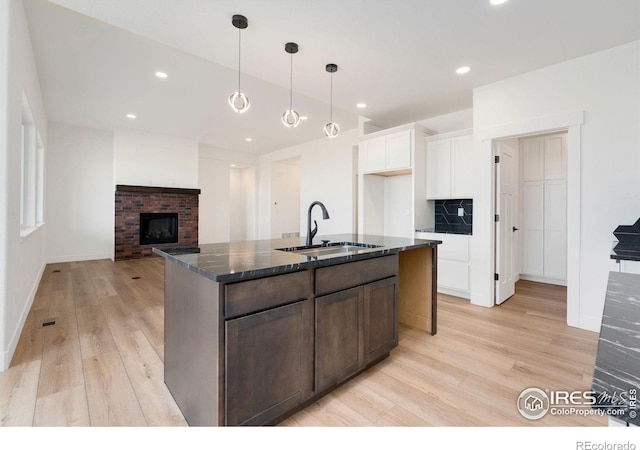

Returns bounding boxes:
[479,110,583,327]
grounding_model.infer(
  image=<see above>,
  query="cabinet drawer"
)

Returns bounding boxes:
[224,270,312,318]
[417,233,469,261]
[315,254,398,296]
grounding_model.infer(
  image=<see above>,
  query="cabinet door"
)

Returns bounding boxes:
[315,286,365,392]
[364,276,398,364]
[438,259,470,291]
[386,130,412,170]
[361,136,386,173]
[225,299,314,425]
[426,139,451,199]
[451,135,474,198]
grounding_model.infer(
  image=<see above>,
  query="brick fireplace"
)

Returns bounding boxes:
[114,185,200,260]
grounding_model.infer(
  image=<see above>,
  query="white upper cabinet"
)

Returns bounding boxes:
[426,130,473,199]
[360,136,386,173]
[386,130,412,170]
[426,139,451,198]
[359,128,418,174]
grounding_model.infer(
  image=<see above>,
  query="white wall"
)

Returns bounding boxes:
[114,128,198,188]
[46,123,114,262]
[0,0,48,370]
[417,108,473,134]
[472,41,640,331]
[198,155,230,244]
[198,145,258,244]
[257,129,359,239]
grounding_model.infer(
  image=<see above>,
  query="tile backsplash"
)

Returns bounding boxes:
[435,199,473,235]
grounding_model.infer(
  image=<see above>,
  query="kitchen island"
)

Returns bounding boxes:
[154,233,440,426]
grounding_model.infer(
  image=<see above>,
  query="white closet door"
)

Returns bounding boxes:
[521,137,544,181]
[521,181,544,276]
[544,180,567,280]
[544,134,567,180]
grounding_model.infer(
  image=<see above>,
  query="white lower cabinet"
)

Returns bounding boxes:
[416,231,470,298]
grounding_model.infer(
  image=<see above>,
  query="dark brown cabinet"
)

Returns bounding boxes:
[225,298,314,426]
[315,258,399,393]
[364,276,399,363]
[315,286,365,392]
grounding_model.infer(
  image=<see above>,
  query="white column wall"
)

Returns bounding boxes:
[46,123,114,262]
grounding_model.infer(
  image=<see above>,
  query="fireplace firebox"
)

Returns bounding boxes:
[140,213,179,245]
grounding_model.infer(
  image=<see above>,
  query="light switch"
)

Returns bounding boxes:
[458,207,464,217]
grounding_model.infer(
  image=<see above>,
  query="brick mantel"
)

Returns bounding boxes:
[114,185,199,260]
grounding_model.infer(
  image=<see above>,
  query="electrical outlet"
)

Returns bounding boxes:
[458,207,464,217]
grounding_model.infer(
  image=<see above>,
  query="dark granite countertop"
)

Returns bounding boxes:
[611,241,640,262]
[591,271,640,425]
[153,233,441,283]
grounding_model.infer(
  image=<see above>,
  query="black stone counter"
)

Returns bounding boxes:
[153,233,441,283]
[591,271,640,425]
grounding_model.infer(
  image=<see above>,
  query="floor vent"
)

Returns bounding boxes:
[52,270,61,273]
[41,318,57,328]
[131,276,141,280]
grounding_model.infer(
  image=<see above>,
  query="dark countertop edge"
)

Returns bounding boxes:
[415,229,473,236]
[610,242,640,262]
[153,240,440,283]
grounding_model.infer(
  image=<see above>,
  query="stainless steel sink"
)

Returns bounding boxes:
[276,241,383,257]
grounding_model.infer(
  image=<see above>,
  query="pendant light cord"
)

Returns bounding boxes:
[330,72,333,123]
[237,27,242,92]
[289,52,293,109]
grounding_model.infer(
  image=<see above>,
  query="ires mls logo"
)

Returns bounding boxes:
[517,387,550,420]
[517,387,637,420]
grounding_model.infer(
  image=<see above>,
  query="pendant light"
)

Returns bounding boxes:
[228,14,250,113]
[282,42,301,128]
[323,63,340,138]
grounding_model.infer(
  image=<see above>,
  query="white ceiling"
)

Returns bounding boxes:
[23,0,640,154]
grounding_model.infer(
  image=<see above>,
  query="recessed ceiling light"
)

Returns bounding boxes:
[356,103,367,109]
[126,113,137,119]
[300,116,308,121]
[490,0,509,5]
[230,164,237,167]
[155,71,168,79]
[245,137,252,142]
[456,66,471,75]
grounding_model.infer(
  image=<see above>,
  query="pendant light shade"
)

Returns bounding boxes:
[282,42,301,128]
[323,63,340,138]
[228,14,250,113]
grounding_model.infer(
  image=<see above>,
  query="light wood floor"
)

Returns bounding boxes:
[0,258,605,426]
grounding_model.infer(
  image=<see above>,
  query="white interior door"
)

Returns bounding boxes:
[495,140,518,304]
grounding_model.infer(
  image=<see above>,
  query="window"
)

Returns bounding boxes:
[20,92,44,237]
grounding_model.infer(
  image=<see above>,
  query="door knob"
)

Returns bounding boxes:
[512,227,519,232]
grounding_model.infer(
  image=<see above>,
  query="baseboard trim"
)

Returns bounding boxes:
[437,286,471,300]
[0,260,46,371]
[519,274,567,287]
[46,252,113,264]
